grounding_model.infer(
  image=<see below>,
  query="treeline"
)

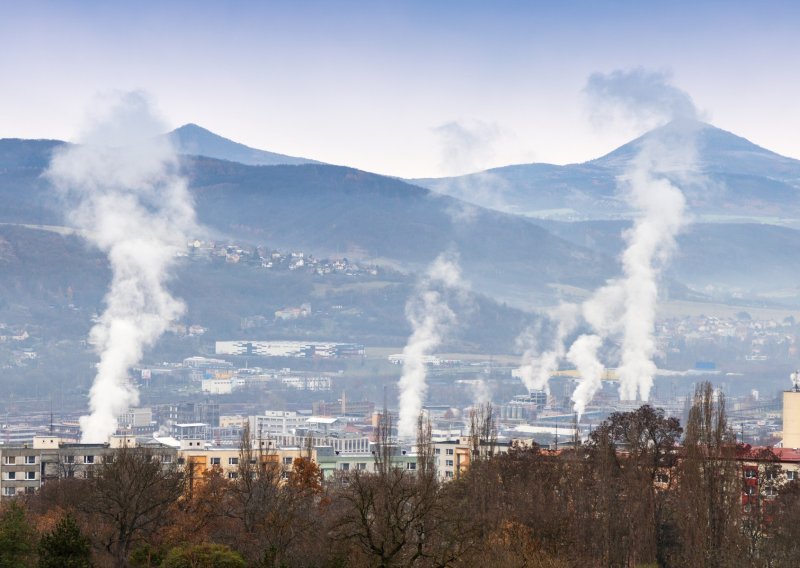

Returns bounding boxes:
[3,382,800,567]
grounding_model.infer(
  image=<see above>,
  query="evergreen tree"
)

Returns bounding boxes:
[37,513,91,568]
[0,502,36,568]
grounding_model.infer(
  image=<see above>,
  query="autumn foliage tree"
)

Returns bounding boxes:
[16,385,800,567]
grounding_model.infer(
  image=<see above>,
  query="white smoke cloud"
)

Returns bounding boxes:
[397,254,465,440]
[581,69,699,407]
[585,68,700,130]
[46,92,195,443]
[471,375,492,407]
[517,303,579,394]
[516,69,702,416]
[567,334,604,418]
[434,120,502,177]
[432,119,532,220]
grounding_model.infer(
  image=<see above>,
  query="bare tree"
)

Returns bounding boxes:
[208,421,321,567]
[468,402,497,463]
[738,446,783,565]
[81,446,185,568]
[585,404,683,565]
[415,412,435,478]
[331,410,462,566]
[674,382,745,567]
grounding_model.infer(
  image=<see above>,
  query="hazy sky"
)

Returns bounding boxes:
[2,1,798,177]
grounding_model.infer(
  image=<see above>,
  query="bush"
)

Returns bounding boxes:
[161,544,245,568]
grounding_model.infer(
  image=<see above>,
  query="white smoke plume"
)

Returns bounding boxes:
[585,68,699,131]
[577,68,699,408]
[432,119,528,220]
[517,69,701,417]
[397,254,464,440]
[46,92,195,443]
[434,120,502,177]
[471,376,492,407]
[567,334,604,418]
[517,303,579,394]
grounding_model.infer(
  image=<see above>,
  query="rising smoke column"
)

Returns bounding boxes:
[580,68,700,404]
[516,70,701,416]
[567,334,604,417]
[46,92,195,442]
[517,303,579,394]
[397,254,462,440]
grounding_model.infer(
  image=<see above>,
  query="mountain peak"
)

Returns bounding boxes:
[589,120,793,174]
[167,124,321,167]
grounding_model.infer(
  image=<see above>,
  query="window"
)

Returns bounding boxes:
[356,462,367,470]
[228,457,239,466]
[177,458,185,465]
[283,457,293,465]
[6,472,16,480]
[24,456,36,464]
[407,462,417,470]
[789,470,798,481]
[445,471,454,479]
[340,463,350,471]
[227,472,238,479]
[210,457,221,466]
[765,486,778,497]
[445,460,454,467]
[2,487,15,496]
[24,487,35,495]
[434,448,441,455]
[25,471,35,480]
[656,473,670,484]
[765,470,777,481]
[65,455,75,464]
[446,449,454,455]
[84,455,95,464]
[744,469,758,479]
[162,455,172,464]
[745,485,757,496]
[4,456,15,465]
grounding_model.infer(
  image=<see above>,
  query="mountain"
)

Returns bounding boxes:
[0,224,538,398]
[415,121,800,222]
[0,139,67,225]
[0,137,613,308]
[0,224,532,349]
[183,158,612,305]
[5,122,800,310]
[538,219,800,296]
[168,123,321,166]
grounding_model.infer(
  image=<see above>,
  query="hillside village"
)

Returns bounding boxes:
[186,239,381,278]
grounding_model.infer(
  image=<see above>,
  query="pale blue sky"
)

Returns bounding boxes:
[1,1,798,177]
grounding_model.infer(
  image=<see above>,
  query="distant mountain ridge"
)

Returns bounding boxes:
[415,120,800,222]
[4,121,800,308]
[0,136,613,308]
[168,123,322,166]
